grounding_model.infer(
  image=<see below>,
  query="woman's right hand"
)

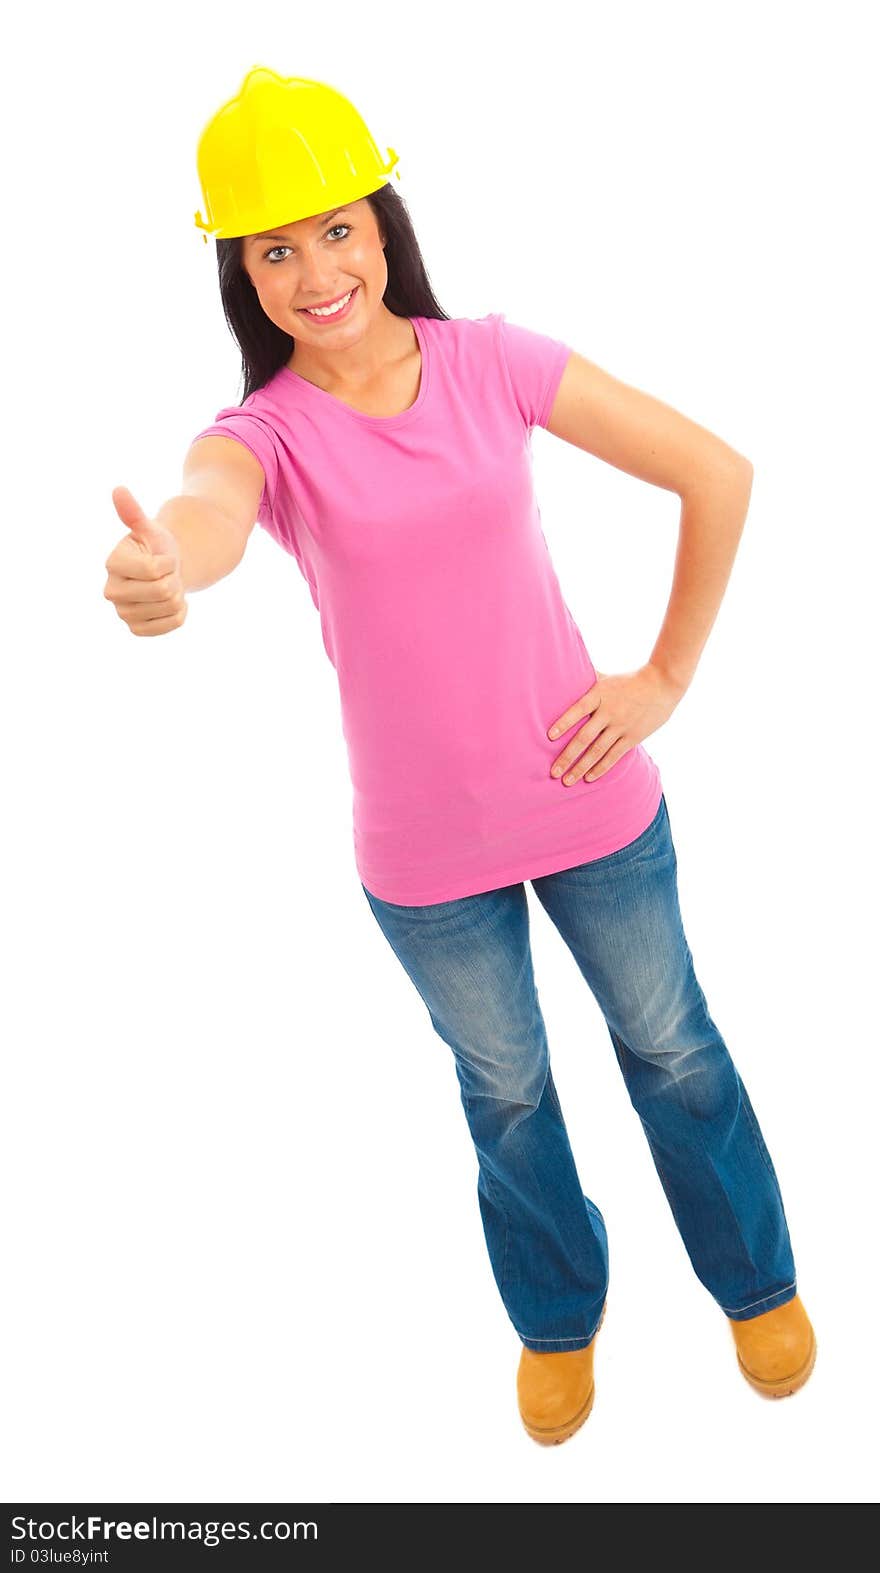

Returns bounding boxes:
[104,486,187,637]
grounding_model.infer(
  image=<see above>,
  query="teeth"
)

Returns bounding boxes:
[304,290,353,317]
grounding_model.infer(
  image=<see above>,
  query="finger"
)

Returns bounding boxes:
[105,570,179,601]
[550,724,598,778]
[104,554,179,582]
[116,597,182,623]
[112,485,152,534]
[560,728,623,785]
[584,737,631,783]
[127,607,187,636]
[547,679,600,740]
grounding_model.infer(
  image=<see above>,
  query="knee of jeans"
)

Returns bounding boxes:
[462,1072,550,1140]
[432,1011,549,1121]
[616,941,721,1066]
[611,1006,733,1118]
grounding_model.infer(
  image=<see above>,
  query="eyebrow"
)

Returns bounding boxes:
[248,208,349,244]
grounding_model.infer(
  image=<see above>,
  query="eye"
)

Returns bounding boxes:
[264,223,351,264]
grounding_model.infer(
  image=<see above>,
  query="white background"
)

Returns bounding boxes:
[4,0,877,1507]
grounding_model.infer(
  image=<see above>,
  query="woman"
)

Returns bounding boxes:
[105,66,816,1444]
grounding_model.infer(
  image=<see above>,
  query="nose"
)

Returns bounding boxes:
[296,251,343,295]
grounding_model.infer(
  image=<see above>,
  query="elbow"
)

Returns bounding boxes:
[727,448,753,483]
[680,452,754,509]
[724,450,754,505]
[739,456,755,509]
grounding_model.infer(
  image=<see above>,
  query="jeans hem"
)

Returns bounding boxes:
[722,1280,797,1321]
[517,1301,606,1353]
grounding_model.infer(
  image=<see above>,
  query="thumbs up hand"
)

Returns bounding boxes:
[104,486,188,636]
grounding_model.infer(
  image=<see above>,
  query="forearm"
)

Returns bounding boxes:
[648,459,754,696]
[154,495,246,592]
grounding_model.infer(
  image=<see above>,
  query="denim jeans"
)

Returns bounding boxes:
[360,792,797,1352]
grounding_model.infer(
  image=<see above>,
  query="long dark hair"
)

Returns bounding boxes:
[213,182,450,403]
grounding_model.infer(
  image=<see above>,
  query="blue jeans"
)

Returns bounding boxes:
[361,793,797,1351]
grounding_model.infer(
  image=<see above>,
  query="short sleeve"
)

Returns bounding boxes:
[189,408,280,529]
[494,312,573,432]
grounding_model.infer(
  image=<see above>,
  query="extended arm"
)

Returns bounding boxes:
[165,435,268,591]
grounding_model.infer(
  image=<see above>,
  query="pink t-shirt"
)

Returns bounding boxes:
[191,312,662,905]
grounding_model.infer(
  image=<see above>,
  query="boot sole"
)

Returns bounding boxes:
[520,1303,606,1446]
[737,1327,817,1399]
[522,1381,595,1445]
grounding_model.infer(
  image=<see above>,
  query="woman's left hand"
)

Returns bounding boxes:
[546,662,683,785]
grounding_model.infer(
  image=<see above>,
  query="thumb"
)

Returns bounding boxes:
[112,485,179,561]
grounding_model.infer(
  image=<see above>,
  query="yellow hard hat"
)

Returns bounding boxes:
[194,65,400,243]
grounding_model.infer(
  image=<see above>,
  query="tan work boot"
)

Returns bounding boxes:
[728,1293,817,1398]
[517,1304,606,1445]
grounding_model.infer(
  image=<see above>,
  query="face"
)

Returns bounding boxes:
[242,197,387,343]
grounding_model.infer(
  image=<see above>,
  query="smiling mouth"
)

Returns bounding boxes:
[297,286,357,317]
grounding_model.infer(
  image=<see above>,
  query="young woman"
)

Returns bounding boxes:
[105,67,816,1444]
